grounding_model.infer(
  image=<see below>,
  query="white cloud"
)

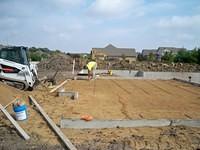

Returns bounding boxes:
[102,27,135,37]
[157,15,200,29]
[88,0,144,18]
[47,0,84,7]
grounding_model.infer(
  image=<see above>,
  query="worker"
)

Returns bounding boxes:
[86,60,97,80]
[108,70,112,76]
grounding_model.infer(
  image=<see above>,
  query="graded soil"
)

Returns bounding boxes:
[0,79,200,149]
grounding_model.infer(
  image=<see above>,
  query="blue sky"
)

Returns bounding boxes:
[0,0,199,52]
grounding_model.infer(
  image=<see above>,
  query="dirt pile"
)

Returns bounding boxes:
[0,82,26,106]
[97,60,200,72]
[131,62,200,72]
[37,54,73,72]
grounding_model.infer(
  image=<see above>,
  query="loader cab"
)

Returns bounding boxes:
[0,46,29,65]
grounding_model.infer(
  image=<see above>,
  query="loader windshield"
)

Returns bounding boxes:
[0,47,29,65]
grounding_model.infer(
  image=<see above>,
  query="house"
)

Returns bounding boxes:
[142,49,157,59]
[157,47,186,56]
[157,47,186,61]
[91,44,137,62]
[141,47,186,61]
[67,53,89,58]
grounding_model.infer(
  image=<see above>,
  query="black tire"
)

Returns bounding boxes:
[27,86,33,91]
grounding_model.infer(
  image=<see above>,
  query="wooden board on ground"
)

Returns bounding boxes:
[29,95,77,150]
[0,104,30,140]
[4,98,17,109]
[49,80,69,93]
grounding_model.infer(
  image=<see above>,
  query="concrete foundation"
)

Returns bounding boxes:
[60,119,170,129]
[143,72,200,83]
[171,119,200,127]
[79,69,200,84]
[58,91,78,100]
[60,119,200,129]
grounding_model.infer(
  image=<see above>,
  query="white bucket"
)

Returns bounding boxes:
[13,105,27,121]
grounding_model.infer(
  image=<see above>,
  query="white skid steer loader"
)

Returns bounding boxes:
[0,46,38,90]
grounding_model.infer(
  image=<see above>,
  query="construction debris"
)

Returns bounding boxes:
[0,104,30,140]
[29,95,77,150]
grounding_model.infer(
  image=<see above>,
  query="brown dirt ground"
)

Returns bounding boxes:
[0,82,26,106]
[60,79,200,120]
[1,79,200,149]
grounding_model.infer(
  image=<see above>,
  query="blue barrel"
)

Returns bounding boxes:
[13,105,27,121]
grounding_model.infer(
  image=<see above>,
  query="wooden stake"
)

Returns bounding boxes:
[4,99,16,109]
[0,104,30,140]
[29,96,77,150]
[72,59,75,75]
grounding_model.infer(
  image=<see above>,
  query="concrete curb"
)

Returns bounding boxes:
[173,78,200,87]
[60,119,171,129]
[58,91,78,100]
[171,119,200,127]
[60,119,200,129]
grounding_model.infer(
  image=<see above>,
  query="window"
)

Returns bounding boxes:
[0,47,28,65]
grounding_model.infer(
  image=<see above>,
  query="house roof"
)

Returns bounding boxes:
[158,47,186,53]
[92,44,136,57]
[142,49,157,56]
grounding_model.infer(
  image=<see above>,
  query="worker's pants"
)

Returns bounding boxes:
[92,65,97,79]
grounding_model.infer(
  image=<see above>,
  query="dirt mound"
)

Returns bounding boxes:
[37,54,73,72]
[0,82,26,106]
[97,60,200,72]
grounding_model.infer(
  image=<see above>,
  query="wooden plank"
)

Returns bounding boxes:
[29,95,77,150]
[49,80,69,93]
[0,104,30,140]
[72,59,75,75]
[4,98,16,109]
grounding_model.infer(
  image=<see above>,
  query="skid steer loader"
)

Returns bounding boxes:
[0,46,38,90]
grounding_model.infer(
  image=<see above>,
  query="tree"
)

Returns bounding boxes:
[137,53,144,61]
[147,53,156,61]
[161,52,175,63]
[29,53,41,61]
[197,48,200,64]
[174,48,200,64]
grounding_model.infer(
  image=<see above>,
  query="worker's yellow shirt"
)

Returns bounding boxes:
[87,61,97,71]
